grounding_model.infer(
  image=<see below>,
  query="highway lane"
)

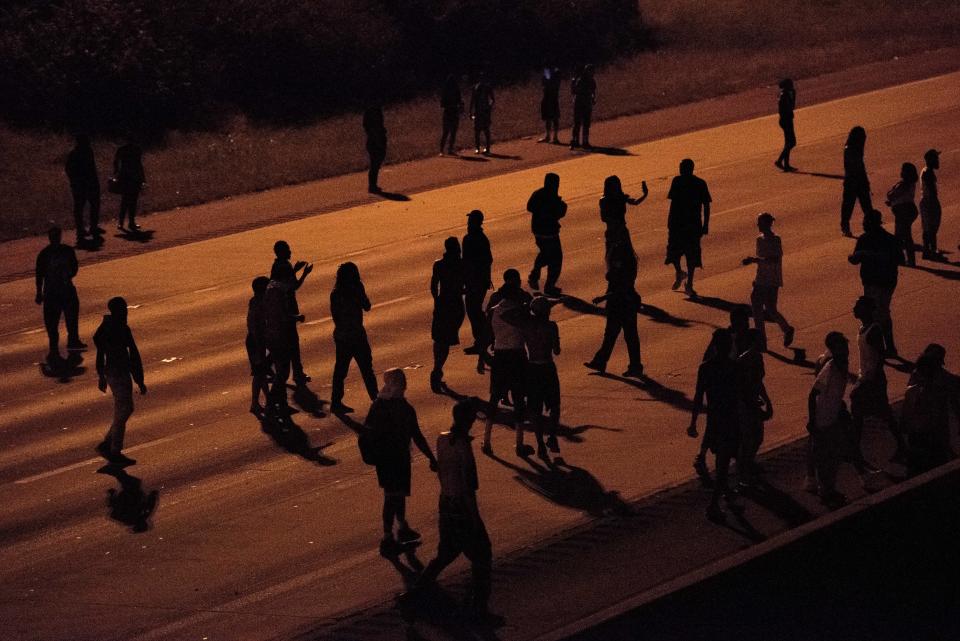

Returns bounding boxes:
[0,73,958,641]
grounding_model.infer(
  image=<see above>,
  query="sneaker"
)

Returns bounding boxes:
[379,535,399,556]
[130,223,141,230]
[783,326,795,348]
[396,526,422,544]
[841,225,853,238]
[116,224,125,231]
[66,339,87,351]
[430,372,445,394]
[622,364,644,378]
[546,436,560,453]
[684,284,698,298]
[329,402,354,414]
[293,373,312,384]
[516,443,535,457]
[671,271,686,290]
[249,403,263,416]
[475,147,481,154]
[527,275,540,290]
[774,159,784,170]
[482,147,490,155]
[537,136,549,143]
[583,360,606,374]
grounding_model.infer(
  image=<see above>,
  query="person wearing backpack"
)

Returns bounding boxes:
[364,368,437,555]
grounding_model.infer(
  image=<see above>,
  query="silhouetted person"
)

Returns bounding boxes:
[330,262,378,413]
[584,239,644,378]
[509,296,561,457]
[440,75,463,155]
[737,328,772,485]
[570,64,596,149]
[848,209,902,356]
[902,344,960,475]
[365,368,438,554]
[65,134,101,239]
[481,269,531,457]
[35,226,84,364]
[688,329,742,520]
[431,237,466,392]
[742,212,794,350]
[886,162,919,267]
[113,138,145,230]
[415,400,494,620]
[470,73,494,155]
[666,158,711,297]
[600,175,647,256]
[851,296,903,464]
[246,276,271,416]
[462,210,493,354]
[363,105,387,193]
[105,468,158,533]
[271,240,313,385]
[263,277,298,412]
[539,67,561,144]
[920,148,942,259]
[807,331,851,507]
[840,126,871,237]
[774,79,796,172]
[94,297,145,467]
[527,172,567,296]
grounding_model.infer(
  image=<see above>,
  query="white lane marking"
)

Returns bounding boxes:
[192,286,219,294]
[131,548,381,641]
[302,295,412,325]
[13,436,178,485]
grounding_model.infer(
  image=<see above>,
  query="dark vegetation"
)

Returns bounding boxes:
[0,0,648,133]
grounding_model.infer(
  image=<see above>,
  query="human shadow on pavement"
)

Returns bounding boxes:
[554,422,623,445]
[260,411,337,466]
[39,352,86,383]
[911,264,960,281]
[639,301,694,328]
[485,152,521,160]
[372,190,412,202]
[590,371,695,412]
[382,544,425,589]
[792,170,845,180]
[579,145,632,156]
[115,228,155,243]
[714,506,767,543]
[96,465,159,533]
[75,234,105,252]
[683,295,743,313]
[290,383,327,418]
[399,583,504,641]
[738,478,814,528]
[454,154,489,163]
[560,295,605,316]
[488,453,634,518]
[765,348,817,371]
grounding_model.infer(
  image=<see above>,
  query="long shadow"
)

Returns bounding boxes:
[75,234,105,252]
[554,422,623,445]
[738,478,814,528]
[765,348,817,371]
[580,145,632,156]
[96,465,159,533]
[290,383,326,418]
[560,295,605,317]
[911,264,960,281]
[115,229,155,243]
[372,190,412,202]
[39,352,86,383]
[484,152,521,160]
[436,383,469,401]
[718,507,767,543]
[792,170,844,180]
[399,582,505,641]
[639,301,693,328]
[259,411,337,466]
[488,452,634,517]
[590,371,695,412]
[683,295,744,313]
[455,154,489,163]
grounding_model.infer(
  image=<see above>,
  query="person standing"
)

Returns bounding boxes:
[246,276,271,416]
[363,105,388,194]
[415,400,494,621]
[688,329,742,521]
[430,237,466,393]
[113,137,145,231]
[806,331,851,507]
[919,148,942,260]
[902,344,960,475]
[262,276,300,412]
[65,134,101,240]
[94,297,146,467]
[742,212,794,350]
[848,209,902,356]
[35,226,84,364]
[600,175,647,256]
[270,240,313,386]
[439,75,463,155]
[330,262,378,414]
[737,328,772,485]
[365,368,438,554]
[665,158,712,297]
[570,64,596,149]
[462,210,493,355]
[539,67,561,144]
[840,126,872,237]
[774,79,796,172]
[584,239,644,378]
[526,173,568,296]
[885,162,920,267]
[470,73,495,155]
[513,296,562,457]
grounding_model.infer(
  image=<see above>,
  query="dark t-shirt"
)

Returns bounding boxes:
[270,258,300,314]
[853,228,901,288]
[462,230,492,288]
[36,244,78,297]
[94,315,144,382]
[667,174,711,232]
[843,146,868,185]
[527,187,567,235]
[572,76,596,106]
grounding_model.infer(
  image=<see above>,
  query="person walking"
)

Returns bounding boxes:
[807,331,852,507]
[330,262,379,414]
[885,162,920,267]
[65,134,101,240]
[526,173,568,296]
[737,328,772,485]
[365,368,438,554]
[35,226,84,365]
[774,79,797,172]
[430,237,466,393]
[539,67,561,144]
[919,148,942,260]
[688,329,742,520]
[414,400,494,621]
[600,175,648,255]
[246,276,271,416]
[94,297,146,467]
[363,105,387,193]
[840,126,872,237]
[512,296,562,458]
[439,75,463,155]
[584,239,644,378]
[665,158,712,297]
[470,73,495,155]
[848,209,903,356]
[462,210,493,355]
[742,212,795,350]
[262,277,299,412]
[570,64,596,149]
[113,137,145,231]
[270,240,313,386]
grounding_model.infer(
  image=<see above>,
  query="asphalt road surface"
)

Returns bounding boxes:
[0,72,958,641]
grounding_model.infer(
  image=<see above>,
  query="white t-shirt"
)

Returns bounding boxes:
[814,359,847,428]
[857,323,882,381]
[754,234,783,288]
[490,299,525,351]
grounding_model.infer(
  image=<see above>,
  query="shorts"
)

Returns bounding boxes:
[245,335,270,376]
[526,362,560,413]
[665,232,703,268]
[490,349,526,399]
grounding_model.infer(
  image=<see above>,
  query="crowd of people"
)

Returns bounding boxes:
[31,73,958,622]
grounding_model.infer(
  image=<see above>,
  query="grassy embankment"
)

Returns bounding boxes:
[2,0,959,241]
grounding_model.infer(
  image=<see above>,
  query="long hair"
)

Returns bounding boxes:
[334,261,362,294]
[845,126,866,152]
